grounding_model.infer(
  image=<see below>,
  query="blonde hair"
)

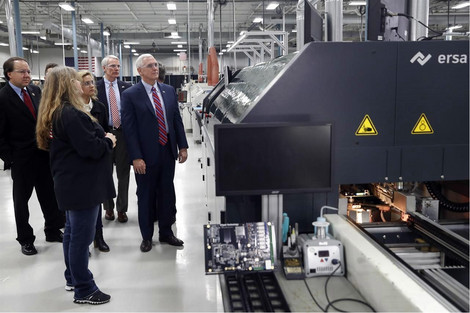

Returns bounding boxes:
[77,70,97,100]
[36,66,93,150]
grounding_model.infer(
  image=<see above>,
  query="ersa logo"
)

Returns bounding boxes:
[410,51,468,66]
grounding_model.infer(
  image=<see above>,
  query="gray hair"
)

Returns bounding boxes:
[135,54,157,68]
[101,55,119,67]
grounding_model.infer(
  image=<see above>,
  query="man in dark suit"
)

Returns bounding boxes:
[0,57,63,255]
[121,54,188,252]
[96,55,132,223]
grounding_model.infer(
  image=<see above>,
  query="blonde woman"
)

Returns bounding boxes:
[36,66,116,305]
[77,70,110,252]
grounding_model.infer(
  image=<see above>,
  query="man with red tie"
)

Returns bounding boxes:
[96,55,132,223]
[121,54,188,252]
[0,57,64,255]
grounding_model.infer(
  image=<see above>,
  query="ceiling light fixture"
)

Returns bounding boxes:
[0,42,9,46]
[218,52,223,55]
[40,36,47,40]
[168,18,176,24]
[174,49,187,52]
[167,2,176,10]
[133,53,139,56]
[253,17,263,23]
[447,25,463,31]
[80,50,87,54]
[22,47,28,51]
[31,50,39,54]
[349,1,366,5]
[81,18,94,24]
[171,41,187,44]
[54,42,72,46]
[103,30,110,36]
[177,44,183,48]
[124,41,140,45]
[22,31,40,35]
[131,49,136,52]
[124,44,131,49]
[266,2,279,10]
[58,2,75,11]
[452,2,470,9]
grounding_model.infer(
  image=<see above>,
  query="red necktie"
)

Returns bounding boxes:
[109,82,120,128]
[151,87,168,146]
[22,89,36,119]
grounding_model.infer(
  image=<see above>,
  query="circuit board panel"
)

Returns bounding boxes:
[204,222,275,274]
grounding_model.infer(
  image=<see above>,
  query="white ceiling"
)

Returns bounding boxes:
[0,0,468,55]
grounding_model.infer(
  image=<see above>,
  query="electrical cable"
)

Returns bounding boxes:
[304,261,376,312]
[424,181,469,212]
[386,10,443,39]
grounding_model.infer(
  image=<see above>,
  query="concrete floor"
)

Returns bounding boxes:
[0,134,224,312]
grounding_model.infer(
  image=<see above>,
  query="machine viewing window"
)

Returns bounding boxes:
[215,123,332,196]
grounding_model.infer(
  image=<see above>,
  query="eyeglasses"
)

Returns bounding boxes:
[107,64,120,68]
[13,70,31,75]
[141,63,159,69]
[82,81,95,86]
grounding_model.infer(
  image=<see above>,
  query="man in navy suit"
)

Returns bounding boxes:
[96,55,132,223]
[121,54,188,252]
[0,57,63,255]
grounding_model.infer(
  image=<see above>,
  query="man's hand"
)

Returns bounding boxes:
[133,158,146,174]
[178,148,188,164]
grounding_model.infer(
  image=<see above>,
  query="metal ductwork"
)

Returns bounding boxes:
[42,20,101,53]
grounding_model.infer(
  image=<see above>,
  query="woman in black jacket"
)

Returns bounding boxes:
[78,70,110,252]
[36,66,116,305]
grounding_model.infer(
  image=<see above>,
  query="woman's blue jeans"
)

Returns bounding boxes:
[63,206,99,298]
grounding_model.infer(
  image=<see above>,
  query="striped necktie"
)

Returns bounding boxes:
[109,82,120,128]
[151,87,168,146]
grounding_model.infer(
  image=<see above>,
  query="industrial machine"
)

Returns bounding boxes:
[200,39,469,312]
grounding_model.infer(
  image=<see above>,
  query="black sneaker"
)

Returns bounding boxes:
[74,290,110,305]
[21,243,38,255]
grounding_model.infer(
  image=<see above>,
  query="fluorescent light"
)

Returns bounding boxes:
[167,2,176,10]
[22,31,40,34]
[226,44,231,48]
[177,44,183,48]
[54,42,72,46]
[31,50,39,54]
[227,41,234,44]
[448,25,463,31]
[0,20,3,24]
[452,2,470,9]
[124,45,131,49]
[218,52,223,55]
[222,49,226,52]
[174,49,186,52]
[253,17,263,23]
[171,31,178,36]
[81,18,93,24]
[292,29,297,33]
[123,41,140,45]
[0,42,9,46]
[131,49,136,52]
[266,2,279,10]
[168,18,176,24]
[133,53,139,56]
[40,36,47,40]
[80,50,87,54]
[59,2,75,11]
[22,47,28,51]
[240,31,246,35]
[171,41,187,44]
[349,1,366,5]
[103,30,110,36]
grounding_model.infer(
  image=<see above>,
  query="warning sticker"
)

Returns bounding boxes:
[355,114,378,136]
[411,113,434,134]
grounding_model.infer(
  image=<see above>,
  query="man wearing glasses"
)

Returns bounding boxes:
[0,57,64,255]
[96,55,132,223]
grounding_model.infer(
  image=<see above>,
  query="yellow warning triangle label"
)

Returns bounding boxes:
[411,113,434,134]
[355,114,378,136]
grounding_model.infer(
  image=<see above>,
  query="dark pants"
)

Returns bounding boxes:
[103,129,130,213]
[135,143,176,241]
[11,150,63,245]
[64,206,99,299]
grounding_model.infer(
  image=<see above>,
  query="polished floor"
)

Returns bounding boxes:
[0,134,224,312]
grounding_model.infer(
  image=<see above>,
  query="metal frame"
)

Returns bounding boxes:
[226,31,289,64]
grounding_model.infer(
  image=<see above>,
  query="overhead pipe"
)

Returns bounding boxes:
[198,23,203,82]
[100,23,105,58]
[4,0,17,56]
[42,21,102,54]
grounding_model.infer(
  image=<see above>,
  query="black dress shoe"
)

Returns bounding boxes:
[117,212,128,223]
[21,243,38,255]
[105,210,115,221]
[46,231,64,243]
[140,240,152,252]
[159,235,184,246]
